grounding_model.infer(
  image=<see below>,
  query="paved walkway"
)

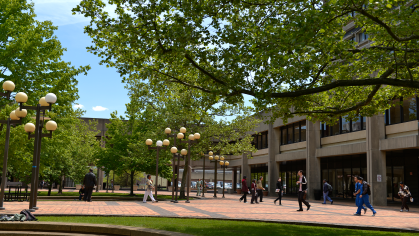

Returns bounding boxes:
[2,191,419,232]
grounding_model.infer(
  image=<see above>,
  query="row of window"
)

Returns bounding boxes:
[321,116,366,137]
[385,97,418,125]
[349,32,368,43]
[252,131,268,150]
[280,120,307,145]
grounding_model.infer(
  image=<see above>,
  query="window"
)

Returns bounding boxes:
[349,37,356,42]
[280,120,307,145]
[321,116,365,137]
[358,32,368,42]
[386,97,418,125]
[252,131,268,150]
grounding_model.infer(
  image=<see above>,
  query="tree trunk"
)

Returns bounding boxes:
[58,175,64,194]
[180,157,189,199]
[130,170,135,195]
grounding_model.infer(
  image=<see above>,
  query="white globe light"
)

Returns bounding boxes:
[163,139,170,146]
[225,161,230,166]
[188,134,195,140]
[209,151,213,156]
[171,147,178,153]
[177,133,184,139]
[24,123,35,133]
[45,93,57,104]
[156,140,163,147]
[181,149,187,156]
[165,128,171,134]
[45,120,57,131]
[209,156,213,160]
[9,111,19,120]
[146,139,153,146]
[220,156,225,161]
[15,92,28,103]
[220,161,224,166]
[2,81,15,92]
[214,155,219,160]
[15,108,27,118]
[180,127,186,133]
[194,133,201,139]
[39,97,49,106]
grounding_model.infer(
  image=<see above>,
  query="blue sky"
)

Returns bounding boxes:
[31,0,127,119]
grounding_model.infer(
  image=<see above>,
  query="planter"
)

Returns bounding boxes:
[75,184,82,190]
[237,189,242,194]
[114,185,120,191]
[168,186,172,192]
[263,191,268,196]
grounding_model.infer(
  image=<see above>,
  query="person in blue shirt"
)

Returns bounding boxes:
[353,176,366,215]
[355,177,377,216]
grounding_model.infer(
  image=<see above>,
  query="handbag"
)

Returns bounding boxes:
[275,189,280,193]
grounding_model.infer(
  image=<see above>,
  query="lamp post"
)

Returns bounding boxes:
[0,81,28,210]
[208,153,224,198]
[179,130,200,203]
[201,151,206,198]
[165,128,185,202]
[16,92,58,212]
[220,160,230,198]
[146,138,170,200]
[173,148,187,203]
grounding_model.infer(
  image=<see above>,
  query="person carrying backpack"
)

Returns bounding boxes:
[356,177,376,216]
[322,179,333,204]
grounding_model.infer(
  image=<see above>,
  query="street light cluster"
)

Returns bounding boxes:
[0,81,58,211]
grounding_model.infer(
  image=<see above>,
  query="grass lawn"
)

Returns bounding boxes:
[37,216,416,236]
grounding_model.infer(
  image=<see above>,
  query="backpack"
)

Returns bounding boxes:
[363,181,371,195]
[20,209,37,221]
[326,183,333,192]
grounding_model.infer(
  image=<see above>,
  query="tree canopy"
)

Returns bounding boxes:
[74,0,419,123]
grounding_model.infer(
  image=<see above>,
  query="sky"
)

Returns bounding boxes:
[31,0,127,119]
[30,0,252,120]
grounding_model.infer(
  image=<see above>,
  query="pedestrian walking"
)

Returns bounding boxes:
[239,176,248,203]
[296,170,310,211]
[143,174,157,203]
[78,185,85,201]
[196,178,202,196]
[274,177,283,205]
[250,179,259,204]
[83,169,96,202]
[398,181,412,212]
[257,176,265,202]
[355,177,376,216]
[322,179,333,204]
[353,176,366,215]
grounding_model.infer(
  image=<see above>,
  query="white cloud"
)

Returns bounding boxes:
[92,106,109,111]
[73,104,84,109]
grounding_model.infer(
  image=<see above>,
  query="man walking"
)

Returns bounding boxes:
[322,179,333,204]
[143,174,157,203]
[296,170,310,211]
[398,181,412,212]
[355,177,376,216]
[353,176,366,214]
[257,176,265,202]
[239,176,248,203]
[196,178,202,196]
[83,169,96,202]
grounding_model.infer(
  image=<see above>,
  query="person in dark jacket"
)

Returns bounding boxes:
[250,179,259,204]
[355,177,376,216]
[322,179,333,204]
[83,169,96,202]
[78,185,85,200]
[274,177,283,205]
[398,181,412,212]
[239,176,248,203]
[296,170,310,211]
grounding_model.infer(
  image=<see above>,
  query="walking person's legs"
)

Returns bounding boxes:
[251,191,255,204]
[148,190,156,202]
[143,190,149,203]
[323,192,327,204]
[402,197,410,211]
[325,192,333,203]
[258,189,263,202]
[363,195,376,215]
[297,191,303,210]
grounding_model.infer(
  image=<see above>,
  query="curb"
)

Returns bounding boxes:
[34,214,419,233]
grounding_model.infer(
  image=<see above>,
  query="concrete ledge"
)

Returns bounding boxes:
[321,130,366,147]
[316,142,366,157]
[380,135,419,151]
[280,141,306,152]
[275,150,306,162]
[0,222,191,236]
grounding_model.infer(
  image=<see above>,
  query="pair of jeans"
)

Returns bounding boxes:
[79,194,84,200]
[251,190,258,203]
[143,189,156,202]
[356,194,376,214]
[274,191,282,205]
[323,192,332,203]
[240,192,247,202]
[298,191,309,210]
[257,189,263,202]
[83,187,93,201]
[402,196,410,210]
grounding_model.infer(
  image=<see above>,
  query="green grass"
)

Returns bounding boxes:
[37,216,416,236]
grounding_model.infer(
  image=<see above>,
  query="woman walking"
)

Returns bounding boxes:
[274,177,283,205]
[250,179,259,204]
[398,181,412,212]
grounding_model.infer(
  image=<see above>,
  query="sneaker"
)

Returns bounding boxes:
[243,201,248,203]
[353,213,361,216]
[372,212,376,216]
[400,209,404,212]
[297,209,303,212]
[307,205,311,211]
[240,199,242,203]
[364,208,367,214]
[260,201,264,202]
[405,210,409,212]
[331,201,333,205]
[274,201,277,205]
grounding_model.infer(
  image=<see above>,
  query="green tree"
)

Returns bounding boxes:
[74,0,419,124]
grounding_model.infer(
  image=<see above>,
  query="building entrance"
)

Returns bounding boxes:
[321,154,367,199]
[278,160,306,195]
[386,150,418,203]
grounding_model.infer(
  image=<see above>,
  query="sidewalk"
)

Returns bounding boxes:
[2,192,418,232]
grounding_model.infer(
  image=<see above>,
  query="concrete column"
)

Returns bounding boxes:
[366,115,387,206]
[268,124,280,196]
[242,152,251,189]
[233,167,237,192]
[306,120,321,200]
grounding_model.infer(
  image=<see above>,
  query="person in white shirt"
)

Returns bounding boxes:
[143,174,157,203]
